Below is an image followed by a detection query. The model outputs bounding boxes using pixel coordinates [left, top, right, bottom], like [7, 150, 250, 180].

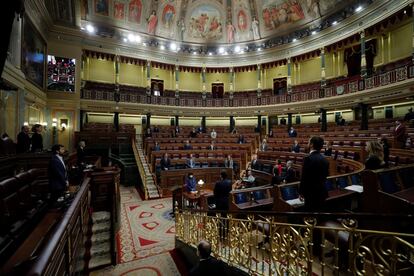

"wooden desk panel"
[160, 167, 233, 197]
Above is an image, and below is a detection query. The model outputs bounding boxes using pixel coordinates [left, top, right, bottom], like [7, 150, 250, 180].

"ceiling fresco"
[77, 0, 351, 44]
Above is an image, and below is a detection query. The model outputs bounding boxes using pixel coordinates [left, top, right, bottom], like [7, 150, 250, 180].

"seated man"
[154, 141, 161, 151]
[288, 127, 297, 138]
[250, 154, 259, 170]
[283, 160, 296, 183]
[160, 153, 171, 170]
[260, 139, 268, 151]
[210, 129, 217, 139]
[208, 140, 216, 150]
[291, 140, 300, 153]
[189, 128, 198, 138]
[224, 154, 234, 169]
[183, 140, 193, 150]
[186, 153, 196, 168]
[185, 172, 197, 192]
[236, 134, 245, 144]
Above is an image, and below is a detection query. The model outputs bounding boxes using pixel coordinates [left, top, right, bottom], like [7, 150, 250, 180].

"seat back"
[280, 185, 299, 200]
[234, 193, 248, 204]
[378, 172, 400, 194]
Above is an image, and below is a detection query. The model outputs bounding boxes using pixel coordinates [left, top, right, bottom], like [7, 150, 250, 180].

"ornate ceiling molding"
[48, 0, 410, 67]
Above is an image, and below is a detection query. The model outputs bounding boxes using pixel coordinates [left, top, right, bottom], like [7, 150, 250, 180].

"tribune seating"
[0, 169, 49, 263]
[361, 164, 414, 214]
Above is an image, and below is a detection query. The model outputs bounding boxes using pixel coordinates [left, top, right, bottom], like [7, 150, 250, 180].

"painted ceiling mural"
[79, 0, 349, 44]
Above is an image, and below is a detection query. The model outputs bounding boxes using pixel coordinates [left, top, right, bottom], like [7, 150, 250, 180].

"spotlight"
[312, 30, 317, 35]
[332, 21, 338, 26]
[135, 35, 142, 43]
[142, 42, 147, 46]
[218, 47, 225, 54]
[123, 38, 127, 42]
[128, 33, 135, 42]
[292, 38, 297, 42]
[160, 45, 165, 50]
[355, 6, 362, 12]
[208, 52, 213, 56]
[170, 43, 177, 51]
[193, 51, 197, 55]
[257, 47, 262, 51]
[234, 45, 241, 53]
[86, 24, 95, 34]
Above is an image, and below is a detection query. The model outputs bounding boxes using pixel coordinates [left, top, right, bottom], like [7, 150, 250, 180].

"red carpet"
[117, 186, 175, 263]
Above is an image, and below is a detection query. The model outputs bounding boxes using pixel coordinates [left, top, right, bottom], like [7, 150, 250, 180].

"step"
[90, 241, 111, 256]
[92, 221, 111, 234]
[91, 231, 111, 244]
[88, 253, 112, 269]
[92, 211, 111, 224]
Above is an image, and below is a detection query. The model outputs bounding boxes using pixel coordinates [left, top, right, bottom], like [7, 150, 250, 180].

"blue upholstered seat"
[235, 193, 248, 204]
[337, 177, 349, 189]
[253, 191, 266, 200]
[379, 172, 400, 194]
[281, 186, 298, 200]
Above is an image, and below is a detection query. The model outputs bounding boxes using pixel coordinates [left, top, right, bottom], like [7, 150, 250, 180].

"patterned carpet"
[90, 252, 181, 276]
[117, 186, 176, 263]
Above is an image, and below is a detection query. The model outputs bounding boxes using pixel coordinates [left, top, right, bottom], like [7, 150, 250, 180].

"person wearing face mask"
[185, 172, 197, 192]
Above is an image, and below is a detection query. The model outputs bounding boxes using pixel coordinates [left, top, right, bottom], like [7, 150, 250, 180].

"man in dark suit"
[288, 127, 297, 138]
[31, 124, 43, 152]
[213, 171, 232, 211]
[160, 153, 171, 170]
[291, 140, 300, 153]
[283, 160, 296, 183]
[76, 140, 87, 167]
[299, 136, 329, 211]
[393, 120, 406, 149]
[250, 155, 259, 170]
[48, 144, 68, 202]
[190, 240, 227, 276]
[16, 125, 31, 153]
[183, 140, 193, 150]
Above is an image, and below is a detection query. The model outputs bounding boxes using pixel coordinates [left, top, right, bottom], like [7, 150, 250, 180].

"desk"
[236, 198, 274, 209]
[393, 187, 414, 204]
[183, 189, 213, 209]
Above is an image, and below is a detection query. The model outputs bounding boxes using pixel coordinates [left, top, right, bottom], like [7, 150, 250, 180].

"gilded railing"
[175, 210, 414, 275]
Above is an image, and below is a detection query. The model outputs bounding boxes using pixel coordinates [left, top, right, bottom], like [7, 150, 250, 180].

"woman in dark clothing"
[365, 141, 385, 170]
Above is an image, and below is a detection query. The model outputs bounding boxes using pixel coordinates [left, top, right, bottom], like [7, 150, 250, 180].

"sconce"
[52, 118, 58, 128]
[42, 122, 48, 131]
[23, 122, 29, 126]
[61, 123, 67, 131]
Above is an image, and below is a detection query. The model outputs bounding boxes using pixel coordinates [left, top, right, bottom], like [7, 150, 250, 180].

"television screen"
[47, 55, 76, 92]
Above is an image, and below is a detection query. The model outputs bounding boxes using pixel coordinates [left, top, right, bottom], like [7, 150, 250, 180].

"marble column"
[320, 108, 327, 132]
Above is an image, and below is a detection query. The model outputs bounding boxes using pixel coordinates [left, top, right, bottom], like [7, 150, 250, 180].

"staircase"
[110, 144, 139, 186]
[133, 135, 161, 199]
[87, 211, 112, 270]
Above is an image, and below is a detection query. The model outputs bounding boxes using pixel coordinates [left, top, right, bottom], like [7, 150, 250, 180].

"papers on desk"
[344, 185, 364, 193]
[286, 198, 304, 207]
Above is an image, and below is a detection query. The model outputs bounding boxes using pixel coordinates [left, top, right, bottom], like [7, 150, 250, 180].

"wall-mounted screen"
[47, 55, 76, 92]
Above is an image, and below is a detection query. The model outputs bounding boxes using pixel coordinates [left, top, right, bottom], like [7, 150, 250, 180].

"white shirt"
[56, 154, 66, 170]
[211, 131, 217, 139]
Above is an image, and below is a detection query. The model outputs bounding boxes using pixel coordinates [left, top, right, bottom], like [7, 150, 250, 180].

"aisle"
[91, 186, 182, 275]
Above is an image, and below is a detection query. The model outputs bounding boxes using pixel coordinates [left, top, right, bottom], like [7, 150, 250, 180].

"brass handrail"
[175, 208, 414, 275]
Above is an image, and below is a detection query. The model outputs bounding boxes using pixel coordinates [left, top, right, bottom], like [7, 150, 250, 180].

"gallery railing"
[81, 60, 414, 108]
[174, 209, 414, 275]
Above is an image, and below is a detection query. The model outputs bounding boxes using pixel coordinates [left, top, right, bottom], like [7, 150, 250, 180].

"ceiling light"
[404, 10, 407, 14]
[355, 6, 362, 12]
[193, 51, 197, 55]
[142, 42, 147, 47]
[80, 27, 85, 30]
[312, 30, 317, 35]
[234, 45, 241, 53]
[218, 47, 225, 54]
[128, 33, 135, 42]
[123, 38, 127, 42]
[86, 24, 95, 34]
[332, 21, 338, 26]
[239, 50, 244, 54]
[135, 35, 141, 42]
[208, 52, 212, 56]
[170, 43, 177, 51]
[257, 47, 262, 51]
[292, 38, 297, 42]
[160, 45, 165, 50]
[222, 52, 228, 56]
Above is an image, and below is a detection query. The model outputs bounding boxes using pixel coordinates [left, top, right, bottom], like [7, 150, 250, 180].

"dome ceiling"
[78, 0, 355, 44]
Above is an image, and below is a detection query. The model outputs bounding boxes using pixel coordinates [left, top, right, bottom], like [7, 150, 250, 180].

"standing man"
[48, 144, 68, 202]
[16, 125, 31, 153]
[213, 171, 232, 211]
[288, 127, 297, 138]
[31, 124, 43, 152]
[299, 136, 329, 211]
[394, 120, 406, 149]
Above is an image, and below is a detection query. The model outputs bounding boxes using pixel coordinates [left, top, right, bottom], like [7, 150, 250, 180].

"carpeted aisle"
[118, 186, 176, 263]
[90, 252, 181, 276]
[91, 186, 183, 275]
